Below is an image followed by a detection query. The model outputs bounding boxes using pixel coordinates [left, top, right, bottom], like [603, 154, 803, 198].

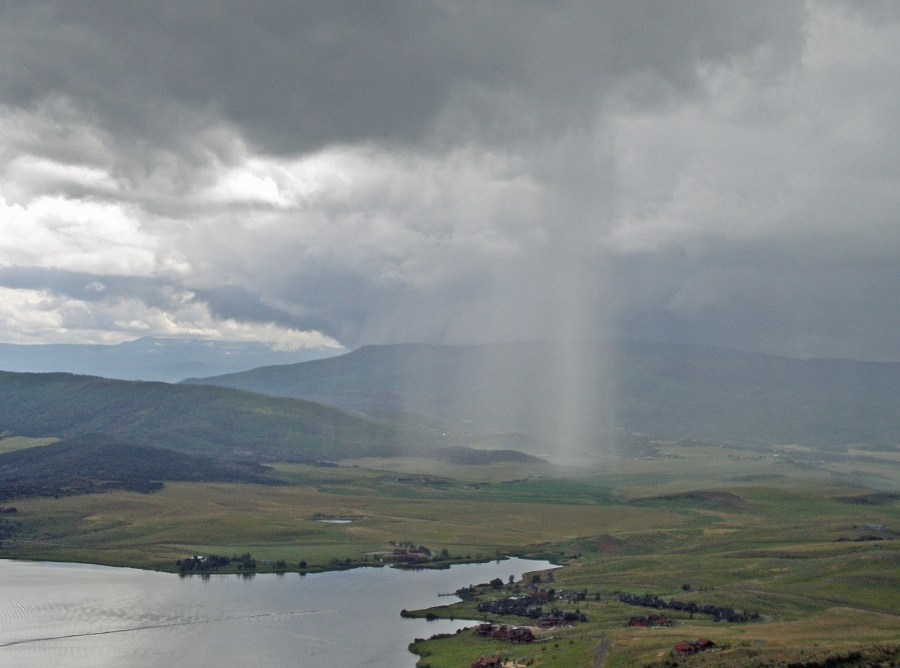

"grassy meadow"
[0, 439, 897, 666]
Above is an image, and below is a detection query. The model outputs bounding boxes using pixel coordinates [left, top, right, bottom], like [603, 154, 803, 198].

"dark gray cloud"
[0, 1, 897, 361]
[0, 1, 805, 153]
[0, 266, 172, 306]
[193, 284, 337, 336]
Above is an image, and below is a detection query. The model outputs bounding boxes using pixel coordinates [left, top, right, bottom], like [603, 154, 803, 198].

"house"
[674, 642, 698, 654]
[507, 627, 535, 643]
[471, 656, 502, 668]
[674, 638, 717, 654]
[482, 624, 535, 643]
[475, 623, 494, 636]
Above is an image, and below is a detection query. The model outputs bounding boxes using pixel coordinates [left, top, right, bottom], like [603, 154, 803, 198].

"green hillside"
[0, 434, 277, 500]
[0, 371, 404, 462]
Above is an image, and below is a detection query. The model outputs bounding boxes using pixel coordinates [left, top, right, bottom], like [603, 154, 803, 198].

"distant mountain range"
[0, 337, 345, 382]
[2, 339, 897, 504]
[185, 341, 900, 449]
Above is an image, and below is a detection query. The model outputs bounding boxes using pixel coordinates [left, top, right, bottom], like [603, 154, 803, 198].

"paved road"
[593, 637, 610, 667]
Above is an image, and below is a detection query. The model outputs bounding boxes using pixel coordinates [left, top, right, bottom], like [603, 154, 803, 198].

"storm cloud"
[0, 1, 897, 360]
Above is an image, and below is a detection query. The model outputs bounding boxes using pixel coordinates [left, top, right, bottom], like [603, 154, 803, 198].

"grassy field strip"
[848, 448, 900, 462]
[0, 436, 59, 453]
[3, 480, 689, 569]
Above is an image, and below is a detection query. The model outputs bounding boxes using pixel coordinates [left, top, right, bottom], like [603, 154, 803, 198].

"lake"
[0, 557, 554, 667]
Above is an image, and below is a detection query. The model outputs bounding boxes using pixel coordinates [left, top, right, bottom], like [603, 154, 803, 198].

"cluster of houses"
[391, 475, 448, 486]
[475, 623, 534, 643]
[627, 613, 671, 627]
[461, 585, 735, 665]
[476, 592, 587, 627]
[673, 638, 717, 654]
[390, 545, 431, 563]
[618, 592, 759, 622]
[477, 592, 549, 619]
[554, 588, 587, 603]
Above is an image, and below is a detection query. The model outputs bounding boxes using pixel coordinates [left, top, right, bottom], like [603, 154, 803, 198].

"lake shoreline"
[0, 556, 557, 667]
[1, 548, 558, 577]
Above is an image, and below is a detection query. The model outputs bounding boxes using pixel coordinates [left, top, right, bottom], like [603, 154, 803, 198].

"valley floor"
[1, 439, 898, 666]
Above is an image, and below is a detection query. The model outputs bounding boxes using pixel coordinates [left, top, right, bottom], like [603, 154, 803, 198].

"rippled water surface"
[0, 557, 553, 667]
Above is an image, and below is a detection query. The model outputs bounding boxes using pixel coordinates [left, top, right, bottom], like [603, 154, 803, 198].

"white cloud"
[0, 288, 66, 342]
[0, 195, 158, 275]
[0, 286, 337, 349]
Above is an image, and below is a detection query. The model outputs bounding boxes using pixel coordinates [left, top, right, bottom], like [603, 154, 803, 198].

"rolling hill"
[0, 434, 278, 500]
[0, 370, 541, 487]
[0, 370, 405, 462]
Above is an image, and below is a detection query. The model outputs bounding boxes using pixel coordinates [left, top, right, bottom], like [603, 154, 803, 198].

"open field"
[1, 441, 897, 665]
[0, 464, 686, 570]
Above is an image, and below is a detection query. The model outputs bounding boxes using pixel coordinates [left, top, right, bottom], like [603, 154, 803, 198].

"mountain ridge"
[184, 341, 900, 448]
[0, 336, 345, 382]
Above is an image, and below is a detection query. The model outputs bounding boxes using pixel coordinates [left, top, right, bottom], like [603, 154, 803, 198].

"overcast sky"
[0, 1, 898, 360]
